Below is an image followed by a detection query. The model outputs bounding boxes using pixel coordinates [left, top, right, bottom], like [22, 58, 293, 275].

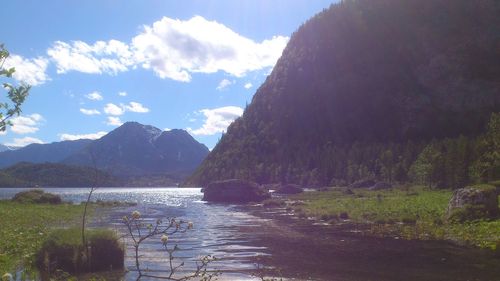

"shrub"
[12, 189, 62, 204]
[87, 229, 124, 271]
[36, 228, 123, 275]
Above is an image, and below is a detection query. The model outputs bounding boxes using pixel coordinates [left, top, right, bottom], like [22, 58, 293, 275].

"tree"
[469, 113, 500, 182]
[0, 44, 30, 132]
[409, 143, 440, 188]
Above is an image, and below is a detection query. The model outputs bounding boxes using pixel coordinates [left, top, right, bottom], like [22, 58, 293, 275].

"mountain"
[0, 139, 92, 168]
[0, 144, 10, 153]
[0, 162, 119, 187]
[187, 0, 500, 186]
[64, 122, 209, 180]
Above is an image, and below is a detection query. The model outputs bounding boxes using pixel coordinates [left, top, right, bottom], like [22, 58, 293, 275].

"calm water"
[1, 187, 499, 281]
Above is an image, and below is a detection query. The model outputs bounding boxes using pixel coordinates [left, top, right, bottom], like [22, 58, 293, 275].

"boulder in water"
[203, 179, 270, 203]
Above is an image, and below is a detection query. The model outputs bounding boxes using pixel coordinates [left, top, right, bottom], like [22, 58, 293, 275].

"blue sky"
[0, 0, 335, 149]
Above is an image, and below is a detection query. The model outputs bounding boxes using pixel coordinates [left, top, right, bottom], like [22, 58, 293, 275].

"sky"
[0, 0, 335, 149]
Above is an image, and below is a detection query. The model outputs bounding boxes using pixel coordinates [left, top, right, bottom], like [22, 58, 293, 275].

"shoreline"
[237, 196, 500, 281]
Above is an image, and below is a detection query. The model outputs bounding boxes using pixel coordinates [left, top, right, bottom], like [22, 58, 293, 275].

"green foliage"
[0, 44, 30, 132]
[470, 113, 500, 182]
[0, 201, 89, 274]
[409, 136, 473, 189]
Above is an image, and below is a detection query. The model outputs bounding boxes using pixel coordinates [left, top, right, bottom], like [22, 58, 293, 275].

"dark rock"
[446, 185, 499, 222]
[349, 179, 376, 189]
[369, 182, 393, 190]
[275, 184, 303, 194]
[203, 179, 270, 203]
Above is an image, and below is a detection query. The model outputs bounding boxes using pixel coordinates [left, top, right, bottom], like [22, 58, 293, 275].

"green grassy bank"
[290, 186, 500, 249]
[0, 201, 90, 274]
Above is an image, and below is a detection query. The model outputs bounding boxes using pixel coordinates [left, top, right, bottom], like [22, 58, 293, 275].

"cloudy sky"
[0, 0, 334, 149]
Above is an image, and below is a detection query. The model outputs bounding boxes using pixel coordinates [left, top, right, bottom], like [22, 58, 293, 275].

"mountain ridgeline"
[0, 139, 92, 168]
[0, 122, 209, 186]
[0, 144, 11, 153]
[187, 0, 500, 188]
[64, 122, 209, 179]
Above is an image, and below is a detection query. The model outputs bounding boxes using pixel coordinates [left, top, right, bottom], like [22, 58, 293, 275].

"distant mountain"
[0, 122, 209, 186]
[64, 122, 209, 180]
[187, 0, 500, 186]
[0, 139, 92, 168]
[0, 144, 10, 153]
[0, 162, 119, 188]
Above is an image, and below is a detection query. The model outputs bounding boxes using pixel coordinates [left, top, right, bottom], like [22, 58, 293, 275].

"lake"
[1, 187, 499, 281]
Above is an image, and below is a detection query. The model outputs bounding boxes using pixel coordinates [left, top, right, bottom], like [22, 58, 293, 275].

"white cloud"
[244, 82, 253, 89]
[3, 54, 50, 86]
[45, 16, 288, 82]
[118, 91, 127, 96]
[123, 102, 149, 113]
[187, 106, 243, 136]
[216, 79, 233, 90]
[85, 91, 103, 101]
[164, 128, 171, 131]
[80, 108, 101, 115]
[47, 40, 134, 75]
[107, 116, 123, 126]
[103, 103, 125, 116]
[132, 16, 288, 81]
[5, 137, 44, 147]
[103, 102, 149, 116]
[59, 131, 107, 141]
[9, 114, 44, 134]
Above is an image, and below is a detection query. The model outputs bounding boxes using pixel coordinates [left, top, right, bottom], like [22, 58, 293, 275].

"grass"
[291, 186, 500, 250]
[0, 200, 91, 275]
[37, 227, 123, 274]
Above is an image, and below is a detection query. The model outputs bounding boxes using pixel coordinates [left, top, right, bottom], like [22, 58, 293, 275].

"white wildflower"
[132, 211, 141, 219]
[161, 235, 169, 244]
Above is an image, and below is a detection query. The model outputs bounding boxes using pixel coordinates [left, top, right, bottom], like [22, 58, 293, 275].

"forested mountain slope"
[0, 162, 119, 187]
[188, 0, 500, 187]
